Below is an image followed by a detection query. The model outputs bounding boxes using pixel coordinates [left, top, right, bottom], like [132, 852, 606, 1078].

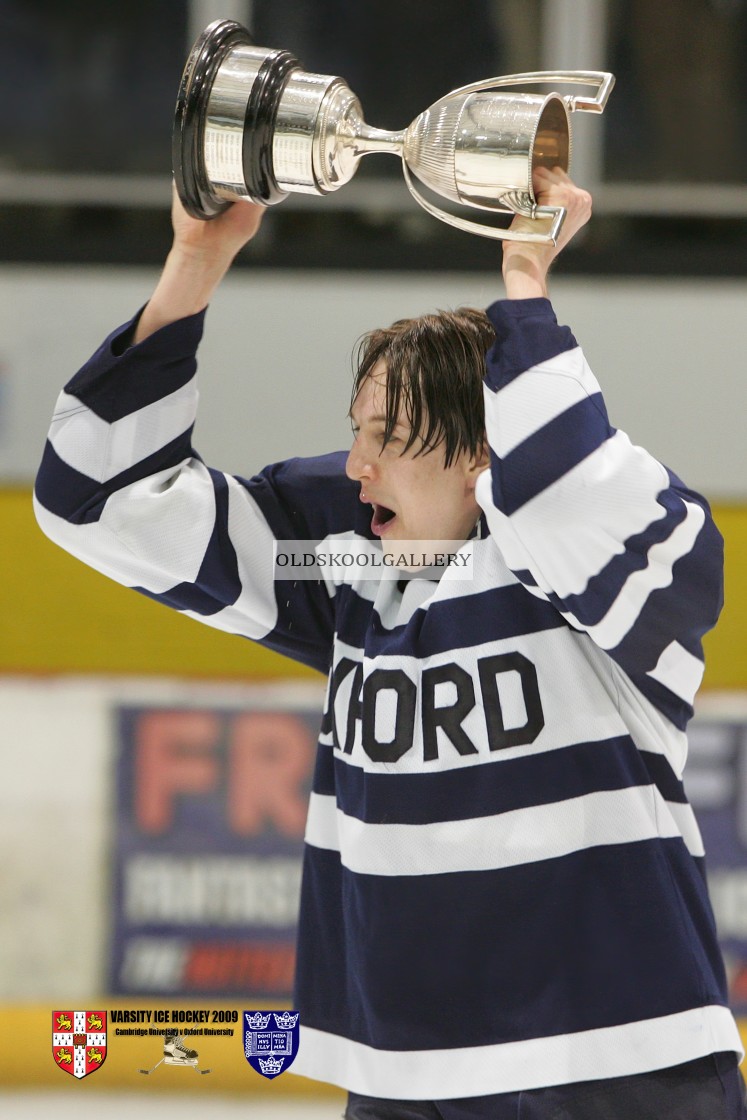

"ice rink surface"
[1, 1093, 346, 1119]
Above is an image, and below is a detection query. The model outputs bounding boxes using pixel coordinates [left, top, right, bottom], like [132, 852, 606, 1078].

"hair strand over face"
[350, 308, 495, 468]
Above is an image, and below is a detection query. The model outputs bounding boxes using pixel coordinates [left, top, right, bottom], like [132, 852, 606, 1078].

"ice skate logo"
[243, 1008, 300, 1080]
[52, 1010, 107, 1078]
[139, 1029, 211, 1076]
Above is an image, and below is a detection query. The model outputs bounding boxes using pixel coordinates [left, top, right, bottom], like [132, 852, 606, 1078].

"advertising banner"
[686, 711, 747, 1013]
[109, 685, 747, 1009]
[110, 691, 322, 999]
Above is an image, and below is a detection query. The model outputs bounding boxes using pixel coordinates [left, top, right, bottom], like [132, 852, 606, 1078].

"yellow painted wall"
[2, 488, 746, 687]
[1, 488, 316, 681]
[705, 504, 747, 688]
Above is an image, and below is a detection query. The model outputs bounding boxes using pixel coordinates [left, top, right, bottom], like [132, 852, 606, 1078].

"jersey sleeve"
[33, 310, 349, 675]
[476, 297, 724, 729]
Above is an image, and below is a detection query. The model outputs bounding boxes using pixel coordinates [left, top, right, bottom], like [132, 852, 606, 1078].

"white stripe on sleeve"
[481, 431, 672, 597]
[32, 491, 199, 595]
[101, 459, 218, 586]
[664, 799, 705, 858]
[647, 640, 706, 705]
[484, 346, 602, 458]
[179, 473, 278, 639]
[48, 382, 198, 482]
[584, 501, 705, 651]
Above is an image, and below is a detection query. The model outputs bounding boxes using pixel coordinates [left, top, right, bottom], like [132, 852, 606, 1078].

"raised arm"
[500, 166, 593, 300]
[133, 185, 265, 342]
[477, 170, 724, 729]
[33, 192, 344, 674]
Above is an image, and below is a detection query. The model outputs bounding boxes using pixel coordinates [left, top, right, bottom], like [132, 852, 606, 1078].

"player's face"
[346, 362, 484, 549]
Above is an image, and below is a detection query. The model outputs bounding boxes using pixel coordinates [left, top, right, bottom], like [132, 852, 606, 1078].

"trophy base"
[173, 20, 299, 220]
[173, 20, 248, 219]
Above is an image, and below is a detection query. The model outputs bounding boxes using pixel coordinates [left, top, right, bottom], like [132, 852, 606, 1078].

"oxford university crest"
[243, 1010, 299, 1079]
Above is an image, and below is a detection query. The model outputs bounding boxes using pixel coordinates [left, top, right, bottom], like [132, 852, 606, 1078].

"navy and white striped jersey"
[34, 297, 741, 1100]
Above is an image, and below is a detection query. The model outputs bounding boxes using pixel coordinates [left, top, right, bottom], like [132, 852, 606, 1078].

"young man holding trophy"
[32, 19, 746, 1113]
[34, 163, 747, 1117]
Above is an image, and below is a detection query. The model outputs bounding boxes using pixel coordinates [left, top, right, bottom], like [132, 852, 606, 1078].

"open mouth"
[371, 503, 397, 536]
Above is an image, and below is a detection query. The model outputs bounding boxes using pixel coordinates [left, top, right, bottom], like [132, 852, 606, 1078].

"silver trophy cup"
[173, 20, 614, 243]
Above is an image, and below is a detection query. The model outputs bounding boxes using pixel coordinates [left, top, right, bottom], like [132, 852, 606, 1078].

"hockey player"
[34, 169, 747, 1119]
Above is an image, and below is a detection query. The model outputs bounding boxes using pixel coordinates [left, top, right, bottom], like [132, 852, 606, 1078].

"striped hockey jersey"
[34, 297, 742, 1100]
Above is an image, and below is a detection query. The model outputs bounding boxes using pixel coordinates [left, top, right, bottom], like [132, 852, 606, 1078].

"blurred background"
[1, 0, 746, 1112]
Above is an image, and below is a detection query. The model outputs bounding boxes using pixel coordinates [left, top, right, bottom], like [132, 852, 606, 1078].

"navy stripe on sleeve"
[34, 430, 197, 524]
[625, 675, 692, 731]
[485, 297, 577, 390]
[543, 487, 689, 627]
[608, 513, 723, 676]
[490, 394, 613, 516]
[64, 309, 206, 422]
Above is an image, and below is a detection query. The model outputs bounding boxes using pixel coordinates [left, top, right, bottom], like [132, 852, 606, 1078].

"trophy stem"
[353, 124, 406, 157]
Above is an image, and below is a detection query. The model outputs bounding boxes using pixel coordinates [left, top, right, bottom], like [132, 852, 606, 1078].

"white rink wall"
[0, 1097, 344, 1120]
[0, 676, 324, 1003]
[2, 675, 747, 1004]
[0, 265, 745, 499]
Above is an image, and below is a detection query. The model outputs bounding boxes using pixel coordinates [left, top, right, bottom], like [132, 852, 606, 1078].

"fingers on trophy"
[173, 20, 614, 245]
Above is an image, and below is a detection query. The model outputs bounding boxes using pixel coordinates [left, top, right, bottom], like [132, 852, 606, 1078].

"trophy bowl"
[173, 20, 614, 243]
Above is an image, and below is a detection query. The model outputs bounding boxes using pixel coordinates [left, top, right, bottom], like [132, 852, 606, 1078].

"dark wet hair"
[350, 307, 495, 468]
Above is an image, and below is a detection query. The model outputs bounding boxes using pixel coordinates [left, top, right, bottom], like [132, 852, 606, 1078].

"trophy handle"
[402, 162, 566, 245]
[443, 70, 615, 114]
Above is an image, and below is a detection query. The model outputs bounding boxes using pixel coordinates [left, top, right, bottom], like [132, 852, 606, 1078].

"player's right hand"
[131, 186, 266, 344]
[170, 182, 265, 264]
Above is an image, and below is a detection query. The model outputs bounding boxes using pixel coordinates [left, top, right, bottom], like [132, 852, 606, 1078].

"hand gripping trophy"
[173, 20, 614, 244]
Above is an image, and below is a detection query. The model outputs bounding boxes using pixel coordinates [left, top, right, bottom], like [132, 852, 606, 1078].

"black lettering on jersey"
[326, 657, 362, 755]
[421, 663, 478, 760]
[362, 668, 416, 762]
[327, 650, 544, 761]
[343, 663, 363, 754]
[478, 651, 544, 750]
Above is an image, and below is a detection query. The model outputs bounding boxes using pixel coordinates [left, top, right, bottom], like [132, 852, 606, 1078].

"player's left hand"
[501, 168, 592, 297]
[533, 166, 592, 253]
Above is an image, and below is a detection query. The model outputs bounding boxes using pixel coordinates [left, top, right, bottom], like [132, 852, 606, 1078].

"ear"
[464, 442, 490, 492]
